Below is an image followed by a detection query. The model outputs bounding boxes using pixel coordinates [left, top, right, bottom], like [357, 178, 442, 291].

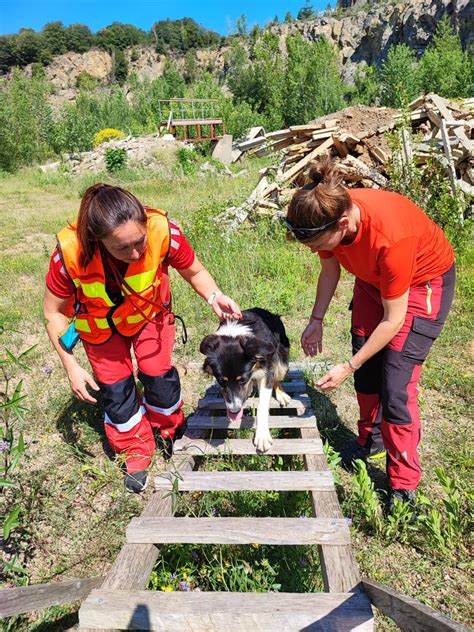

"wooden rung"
[80, 589, 374, 631]
[173, 438, 323, 455]
[198, 395, 309, 413]
[187, 413, 316, 430]
[155, 470, 335, 492]
[126, 517, 350, 545]
[206, 380, 307, 395]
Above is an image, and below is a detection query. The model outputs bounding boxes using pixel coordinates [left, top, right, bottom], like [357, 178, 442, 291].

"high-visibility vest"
[57, 208, 171, 344]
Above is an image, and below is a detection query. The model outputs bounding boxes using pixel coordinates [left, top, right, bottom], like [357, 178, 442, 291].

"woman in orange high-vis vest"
[44, 183, 242, 492]
[285, 158, 455, 513]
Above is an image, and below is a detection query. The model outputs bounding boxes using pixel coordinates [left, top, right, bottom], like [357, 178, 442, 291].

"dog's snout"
[225, 399, 243, 414]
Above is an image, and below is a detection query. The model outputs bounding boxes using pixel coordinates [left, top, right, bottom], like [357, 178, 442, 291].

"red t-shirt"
[318, 189, 454, 299]
[46, 220, 195, 300]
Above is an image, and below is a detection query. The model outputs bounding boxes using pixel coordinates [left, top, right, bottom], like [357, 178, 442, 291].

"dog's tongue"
[227, 409, 243, 421]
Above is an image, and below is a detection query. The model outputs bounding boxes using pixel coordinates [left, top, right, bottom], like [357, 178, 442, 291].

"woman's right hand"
[301, 319, 323, 357]
[67, 364, 100, 404]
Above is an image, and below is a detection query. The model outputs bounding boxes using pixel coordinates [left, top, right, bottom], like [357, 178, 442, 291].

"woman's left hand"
[316, 362, 353, 392]
[212, 294, 242, 320]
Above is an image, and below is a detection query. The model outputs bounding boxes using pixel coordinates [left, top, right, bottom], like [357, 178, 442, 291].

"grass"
[0, 153, 472, 630]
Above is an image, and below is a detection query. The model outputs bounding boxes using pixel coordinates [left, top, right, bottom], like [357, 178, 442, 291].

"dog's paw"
[253, 429, 273, 453]
[275, 387, 292, 407]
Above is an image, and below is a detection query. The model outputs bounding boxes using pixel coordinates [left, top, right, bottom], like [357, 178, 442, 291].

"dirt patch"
[310, 105, 400, 138]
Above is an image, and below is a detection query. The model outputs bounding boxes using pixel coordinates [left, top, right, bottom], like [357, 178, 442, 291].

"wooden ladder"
[79, 368, 374, 630]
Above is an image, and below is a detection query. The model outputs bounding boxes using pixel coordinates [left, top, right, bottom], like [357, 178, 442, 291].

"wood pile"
[218, 94, 473, 230]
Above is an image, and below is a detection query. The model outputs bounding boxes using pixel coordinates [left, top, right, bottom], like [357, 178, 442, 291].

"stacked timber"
[218, 94, 473, 230]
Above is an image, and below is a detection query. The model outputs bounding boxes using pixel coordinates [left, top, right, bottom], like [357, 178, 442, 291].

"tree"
[350, 63, 380, 105]
[418, 15, 473, 98]
[162, 60, 185, 98]
[112, 48, 128, 85]
[13, 29, 44, 66]
[184, 49, 199, 84]
[41, 21, 67, 56]
[380, 43, 419, 107]
[284, 12, 294, 23]
[235, 14, 248, 37]
[65, 24, 94, 53]
[0, 36, 16, 74]
[151, 18, 221, 54]
[297, 1, 315, 20]
[96, 22, 146, 51]
[283, 34, 345, 125]
[250, 32, 285, 129]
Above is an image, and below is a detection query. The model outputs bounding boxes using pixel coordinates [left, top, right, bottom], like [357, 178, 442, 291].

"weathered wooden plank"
[154, 470, 335, 492]
[265, 128, 292, 140]
[187, 413, 316, 430]
[197, 394, 309, 413]
[237, 135, 266, 151]
[80, 589, 374, 631]
[173, 437, 323, 455]
[0, 576, 104, 619]
[362, 579, 470, 632]
[281, 137, 334, 183]
[301, 426, 362, 593]
[126, 517, 351, 545]
[206, 379, 307, 395]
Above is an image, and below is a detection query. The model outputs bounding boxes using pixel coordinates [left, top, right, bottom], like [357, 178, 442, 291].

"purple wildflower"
[344, 517, 353, 526]
[179, 580, 191, 591]
[299, 558, 308, 568]
[42, 367, 53, 377]
[0, 440, 9, 454]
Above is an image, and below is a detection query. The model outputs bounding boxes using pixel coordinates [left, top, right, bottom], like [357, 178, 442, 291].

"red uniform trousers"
[83, 312, 185, 473]
[351, 265, 455, 490]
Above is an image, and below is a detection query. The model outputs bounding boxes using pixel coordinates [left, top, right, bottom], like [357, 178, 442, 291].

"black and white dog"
[200, 308, 291, 452]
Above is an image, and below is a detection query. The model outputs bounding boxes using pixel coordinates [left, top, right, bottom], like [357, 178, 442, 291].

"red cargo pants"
[351, 265, 455, 490]
[83, 312, 185, 473]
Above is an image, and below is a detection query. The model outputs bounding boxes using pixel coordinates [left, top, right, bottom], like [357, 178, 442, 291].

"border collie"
[200, 308, 291, 452]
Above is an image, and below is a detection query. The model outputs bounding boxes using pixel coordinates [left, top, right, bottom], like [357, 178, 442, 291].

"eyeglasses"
[284, 217, 338, 241]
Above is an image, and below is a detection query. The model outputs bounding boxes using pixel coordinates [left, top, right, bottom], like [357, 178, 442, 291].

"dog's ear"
[200, 334, 220, 356]
[241, 337, 275, 363]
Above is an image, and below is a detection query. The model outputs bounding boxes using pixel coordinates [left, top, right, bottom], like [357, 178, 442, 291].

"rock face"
[28, 49, 113, 89]
[24, 0, 473, 95]
[270, 0, 472, 82]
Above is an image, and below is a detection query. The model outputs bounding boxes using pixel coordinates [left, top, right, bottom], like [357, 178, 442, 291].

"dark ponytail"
[76, 183, 147, 267]
[287, 156, 350, 237]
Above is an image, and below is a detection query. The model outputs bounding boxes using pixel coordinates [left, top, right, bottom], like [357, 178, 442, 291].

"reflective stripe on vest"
[57, 208, 170, 344]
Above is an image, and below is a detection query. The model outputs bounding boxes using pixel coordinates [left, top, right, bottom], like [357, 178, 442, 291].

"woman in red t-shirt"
[286, 158, 455, 511]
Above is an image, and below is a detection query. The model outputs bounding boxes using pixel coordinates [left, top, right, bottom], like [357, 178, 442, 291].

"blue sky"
[0, 0, 336, 36]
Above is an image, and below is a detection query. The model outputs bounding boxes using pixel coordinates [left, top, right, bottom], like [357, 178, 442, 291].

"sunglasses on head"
[284, 217, 338, 241]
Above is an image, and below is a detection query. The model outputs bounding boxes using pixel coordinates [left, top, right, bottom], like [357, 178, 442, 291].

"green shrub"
[175, 147, 198, 175]
[105, 147, 127, 172]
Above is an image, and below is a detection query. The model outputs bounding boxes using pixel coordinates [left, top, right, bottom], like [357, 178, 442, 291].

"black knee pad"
[99, 374, 139, 424]
[352, 334, 384, 395]
[138, 367, 181, 409]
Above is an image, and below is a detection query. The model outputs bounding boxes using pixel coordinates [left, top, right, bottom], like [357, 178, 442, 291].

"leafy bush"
[1, 326, 36, 583]
[0, 70, 54, 171]
[105, 147, 127, 172]
[175, 147, 198, 175]
[76, 71, 98, 91]
[94, 127, 126, 147]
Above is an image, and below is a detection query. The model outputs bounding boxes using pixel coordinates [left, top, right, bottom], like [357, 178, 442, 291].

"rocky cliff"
[29, 0, 472, 99]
